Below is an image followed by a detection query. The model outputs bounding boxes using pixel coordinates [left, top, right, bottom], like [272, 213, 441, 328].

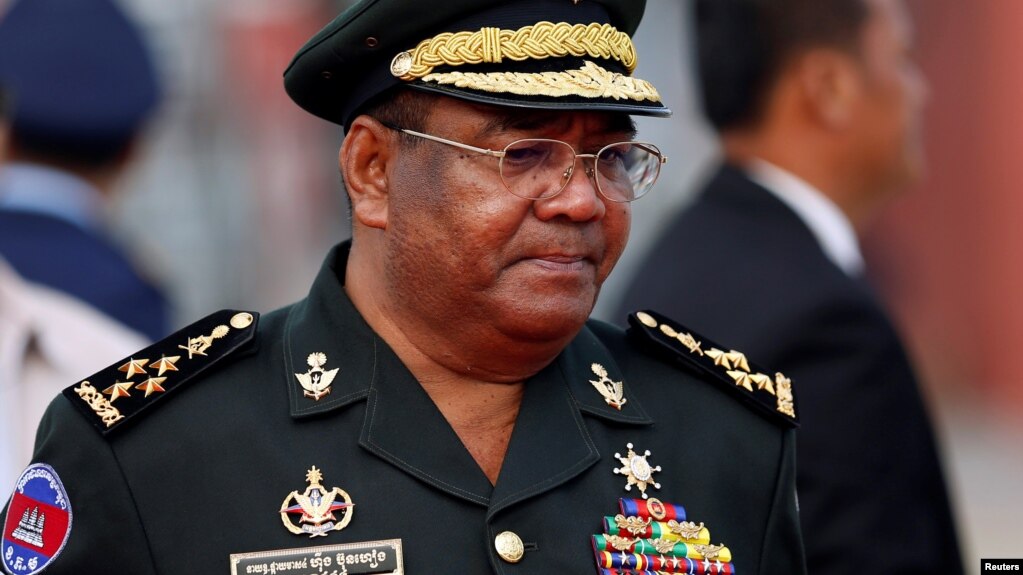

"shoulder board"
[627, 309, 798, 428]
[63, 309, 259, 436]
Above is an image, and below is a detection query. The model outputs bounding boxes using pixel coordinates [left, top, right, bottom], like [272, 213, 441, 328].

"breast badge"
[2, 464, 73, 575]
[295, 353, 339, 401]
[613, 443, 661, 499]
[280, 466, 353, 538]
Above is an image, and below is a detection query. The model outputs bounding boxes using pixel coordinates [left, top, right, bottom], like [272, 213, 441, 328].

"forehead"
[427, 97, 637, 137]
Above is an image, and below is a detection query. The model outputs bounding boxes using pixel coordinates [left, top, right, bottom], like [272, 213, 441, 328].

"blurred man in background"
[0, 84, 148, 496]
[614, 0, 963, 572]
[0, 0, 169, 342]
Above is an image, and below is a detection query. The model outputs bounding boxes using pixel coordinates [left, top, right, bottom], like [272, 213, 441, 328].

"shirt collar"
[745, 158, 865, 276]
[284, 241, 652, 425]
[280, 242, 651, 508]
[0, 162, 106, 230]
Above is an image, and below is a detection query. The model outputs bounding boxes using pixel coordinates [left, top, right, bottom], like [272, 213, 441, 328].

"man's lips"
[522, 254, 590, 272]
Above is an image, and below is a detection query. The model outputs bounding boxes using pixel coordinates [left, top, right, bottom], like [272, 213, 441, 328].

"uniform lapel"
[284, 242, 493, 506]
[358, 340, 494, 506]
[488, 324, 653, 518]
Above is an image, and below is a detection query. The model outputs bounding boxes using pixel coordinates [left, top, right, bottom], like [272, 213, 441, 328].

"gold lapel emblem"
[280, 466, 354, 538]
[295, 353, 339, 401]
[613, 443, 661, 499]
[589, 363, 626, 410]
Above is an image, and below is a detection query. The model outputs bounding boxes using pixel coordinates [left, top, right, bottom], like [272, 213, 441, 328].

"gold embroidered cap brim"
[420, 60, 660, 103]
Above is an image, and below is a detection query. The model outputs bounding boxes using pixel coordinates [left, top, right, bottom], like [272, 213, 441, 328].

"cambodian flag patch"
[2, 464, 72, 575]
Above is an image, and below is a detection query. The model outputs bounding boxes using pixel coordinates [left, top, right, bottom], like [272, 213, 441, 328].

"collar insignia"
[280, 466, 354, 538]
[613, 443, 661, 499]
[295, 353, 339, 401]
[589, 363, 627, 410]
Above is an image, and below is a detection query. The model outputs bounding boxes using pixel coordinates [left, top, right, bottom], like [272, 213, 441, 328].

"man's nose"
[534, 156, 606, 222]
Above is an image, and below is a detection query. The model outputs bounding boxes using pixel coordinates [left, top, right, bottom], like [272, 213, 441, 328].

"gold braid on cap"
[390, 21, 637, 81]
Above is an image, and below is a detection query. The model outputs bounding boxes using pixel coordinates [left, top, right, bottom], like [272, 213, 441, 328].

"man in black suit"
[615, 0, 963, 573]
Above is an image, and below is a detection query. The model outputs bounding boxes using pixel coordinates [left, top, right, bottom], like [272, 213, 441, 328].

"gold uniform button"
[494, 531, 524, 563]
[230, 312, 254, 329]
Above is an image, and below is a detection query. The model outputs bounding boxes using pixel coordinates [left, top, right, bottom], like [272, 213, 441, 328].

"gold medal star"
[150, 356, 180, 377]
[103, 381, 134, 402]
[613, 443, 662, 499]
[118, 358, 149, 379]
[135, 377, 167, 398]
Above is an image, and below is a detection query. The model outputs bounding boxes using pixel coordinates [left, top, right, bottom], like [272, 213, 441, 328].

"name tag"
[230, 539, 403, 575]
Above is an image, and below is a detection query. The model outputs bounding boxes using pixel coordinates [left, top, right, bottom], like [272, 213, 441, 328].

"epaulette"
[627, 309, 798, 428]
[63, 309, 259, 436]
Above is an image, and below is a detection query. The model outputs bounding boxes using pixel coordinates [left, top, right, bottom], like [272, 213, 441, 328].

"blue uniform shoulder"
[625, 309, 799, 429]
[62, 309, 259, 436]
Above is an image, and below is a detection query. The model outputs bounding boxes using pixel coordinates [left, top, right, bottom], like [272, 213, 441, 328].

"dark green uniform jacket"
[3, 242, 806, 574]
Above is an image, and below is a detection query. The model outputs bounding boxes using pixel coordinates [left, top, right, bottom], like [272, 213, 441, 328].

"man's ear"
[340, 115, 394, 230]
[796, 49, 862, 130]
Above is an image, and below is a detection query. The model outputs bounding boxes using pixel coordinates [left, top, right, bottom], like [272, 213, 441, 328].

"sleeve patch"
[2, 464, 72, 575]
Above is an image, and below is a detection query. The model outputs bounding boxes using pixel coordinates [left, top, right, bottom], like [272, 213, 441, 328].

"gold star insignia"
[135, 377, 167, 398]
[749, 373, 775, 395]
[705, 348, 732, 369]
[118, 358, 149, 379]
[103, 381, 134, 402]
[150, 356, 180, 377]
[724, 351, 750, 372]
[727, 370, 754, 391]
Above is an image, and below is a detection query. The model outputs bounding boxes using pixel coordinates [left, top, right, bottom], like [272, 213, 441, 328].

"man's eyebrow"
[476, 112, 638, 139]
[477, 112, 562, 135]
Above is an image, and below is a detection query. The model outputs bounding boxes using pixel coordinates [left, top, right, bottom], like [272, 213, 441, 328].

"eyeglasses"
[383, 125, 667, 203]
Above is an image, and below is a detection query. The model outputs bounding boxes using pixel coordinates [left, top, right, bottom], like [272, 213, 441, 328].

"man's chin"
[495, 298, 596, 342]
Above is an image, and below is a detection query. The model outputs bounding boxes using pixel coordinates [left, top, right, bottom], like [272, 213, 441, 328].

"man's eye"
[503, 143, 552, 166]
[598, 145, 628, 165]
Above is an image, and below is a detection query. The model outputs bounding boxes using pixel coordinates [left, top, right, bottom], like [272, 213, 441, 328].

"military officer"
[1, 1, 806, 574]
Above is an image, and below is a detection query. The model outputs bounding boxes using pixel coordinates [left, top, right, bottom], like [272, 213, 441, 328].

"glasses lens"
[595, 142, 662, 202]
[499, 139, 576, 200]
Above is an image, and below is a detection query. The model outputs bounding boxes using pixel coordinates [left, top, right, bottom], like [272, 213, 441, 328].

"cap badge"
[589, 363, 626, 410]
[295, 353, 339, 401]
[280, 466, 354, 538]
[613, 443, 661, 499]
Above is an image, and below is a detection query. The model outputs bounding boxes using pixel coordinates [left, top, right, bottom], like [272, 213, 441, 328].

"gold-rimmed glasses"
[385, 125, 667, 203]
